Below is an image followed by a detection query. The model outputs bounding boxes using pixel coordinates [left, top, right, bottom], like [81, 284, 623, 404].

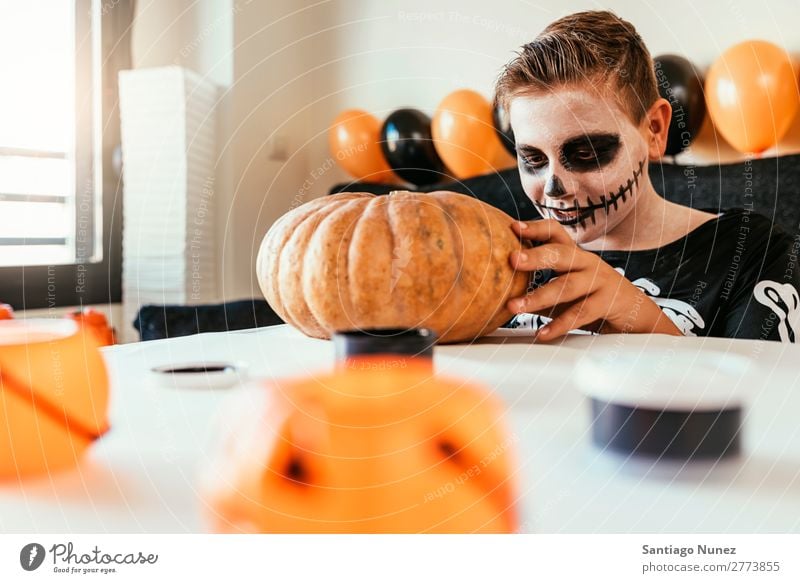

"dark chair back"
[134, 299, 283, 341]
[331, 154, 800, 235]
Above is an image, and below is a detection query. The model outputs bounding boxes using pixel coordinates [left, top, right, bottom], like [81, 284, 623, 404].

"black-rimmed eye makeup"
[517, 146, 547, 172]
[561, 133, 621, 172]
[517, 132, 622, 174]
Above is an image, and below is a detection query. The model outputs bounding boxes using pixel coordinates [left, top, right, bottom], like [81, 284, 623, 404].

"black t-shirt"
[506, 208, 800, 342]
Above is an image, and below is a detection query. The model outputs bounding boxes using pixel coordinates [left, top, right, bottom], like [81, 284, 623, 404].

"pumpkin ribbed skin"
[256, 190, 529, 343]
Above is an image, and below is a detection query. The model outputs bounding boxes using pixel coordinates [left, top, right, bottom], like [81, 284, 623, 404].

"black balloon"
[380, 108, 447, 186]
[492, 104, 516, 156]
[654, 54, 706, 156]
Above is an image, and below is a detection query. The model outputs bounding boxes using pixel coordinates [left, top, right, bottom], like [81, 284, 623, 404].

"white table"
[2, 325, 799, 533]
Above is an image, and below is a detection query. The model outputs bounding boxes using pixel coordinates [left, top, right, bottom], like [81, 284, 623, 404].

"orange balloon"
[201, 358, 519, 533]
[706, 40, 800, 153]
[0, 319, 110, 479]
[432, 89, 498, 179]
[329, 109, 397, 183]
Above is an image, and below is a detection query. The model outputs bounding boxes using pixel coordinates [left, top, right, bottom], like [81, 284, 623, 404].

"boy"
[495, 10, 800, 343]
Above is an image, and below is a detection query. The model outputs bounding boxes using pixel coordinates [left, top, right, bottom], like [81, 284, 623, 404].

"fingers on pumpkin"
[508, 273, 589, 315]
[510, 243, 586, 273]
[510, 219, 572, 245]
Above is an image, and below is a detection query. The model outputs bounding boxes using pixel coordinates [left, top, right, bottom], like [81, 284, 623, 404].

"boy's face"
[509, 88, 649, 244]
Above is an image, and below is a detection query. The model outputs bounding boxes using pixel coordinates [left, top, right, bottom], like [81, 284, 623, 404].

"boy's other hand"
[507, 220, 682, 342]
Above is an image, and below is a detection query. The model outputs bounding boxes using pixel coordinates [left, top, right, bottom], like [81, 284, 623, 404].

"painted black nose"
[544, 174, 567, 198]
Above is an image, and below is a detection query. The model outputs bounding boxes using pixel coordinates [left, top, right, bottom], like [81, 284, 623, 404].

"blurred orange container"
[68, 308, 116, 346]
[201, 357, 519, 533]
[0, 319, 110, 479]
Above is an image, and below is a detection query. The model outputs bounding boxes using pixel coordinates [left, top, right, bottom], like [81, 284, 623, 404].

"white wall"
[130, 0, 800, 302]
[301, 0, 800, 180]
[131, 0, 234, 87]
[223, 0, 319, 299]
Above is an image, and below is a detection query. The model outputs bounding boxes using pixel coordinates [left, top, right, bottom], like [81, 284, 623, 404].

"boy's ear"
[644, 97, 672, 160]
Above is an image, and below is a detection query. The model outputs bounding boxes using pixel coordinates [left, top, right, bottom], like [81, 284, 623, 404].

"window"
[0, 0, 131, 309]
[0, 0, 90, 267]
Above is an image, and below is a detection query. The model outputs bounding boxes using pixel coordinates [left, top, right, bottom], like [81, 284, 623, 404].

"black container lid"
[590, 399, 741, 460]
[333, 328, 437, 361]
[575, 349, 753, 462]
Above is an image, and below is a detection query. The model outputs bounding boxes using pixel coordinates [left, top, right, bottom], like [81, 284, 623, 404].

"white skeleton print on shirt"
[614, 268, 705, 336]
[753, 280, 800, 343]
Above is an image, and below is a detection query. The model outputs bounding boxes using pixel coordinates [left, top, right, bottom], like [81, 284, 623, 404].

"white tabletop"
[2, 325, 799, 533]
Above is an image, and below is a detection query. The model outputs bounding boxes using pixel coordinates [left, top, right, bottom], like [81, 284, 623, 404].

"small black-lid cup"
[589, 399, 742, 460]
[333, 328, 436, 367]
[574, 349, 753, 462]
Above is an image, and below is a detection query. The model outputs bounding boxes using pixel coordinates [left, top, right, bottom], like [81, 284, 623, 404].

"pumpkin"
[256, 190, 529, 343]
[200, 358, 519, 533]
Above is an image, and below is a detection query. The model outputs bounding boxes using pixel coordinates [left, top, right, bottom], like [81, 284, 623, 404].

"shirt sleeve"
[724, 230, 800, 342]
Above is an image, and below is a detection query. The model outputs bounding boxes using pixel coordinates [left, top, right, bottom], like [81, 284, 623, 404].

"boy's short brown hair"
[494, 10, 659, 124]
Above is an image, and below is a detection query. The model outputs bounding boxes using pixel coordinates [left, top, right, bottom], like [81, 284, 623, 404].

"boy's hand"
[507, 219, 682, 342]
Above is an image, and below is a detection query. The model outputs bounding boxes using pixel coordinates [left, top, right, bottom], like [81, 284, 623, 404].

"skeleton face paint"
[543, 174, 567, 197]
[509, 89, 651, 244]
